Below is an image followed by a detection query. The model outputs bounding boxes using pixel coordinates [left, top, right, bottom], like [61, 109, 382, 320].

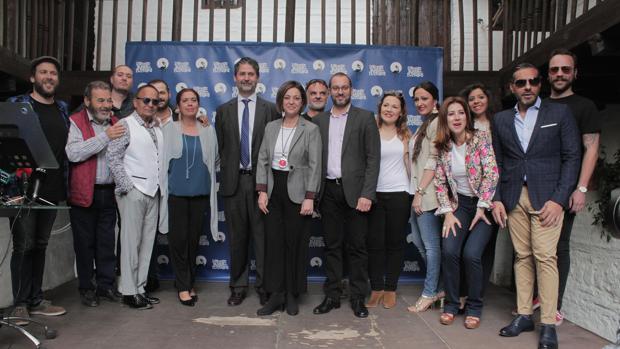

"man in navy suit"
[491, 63, 581, 349]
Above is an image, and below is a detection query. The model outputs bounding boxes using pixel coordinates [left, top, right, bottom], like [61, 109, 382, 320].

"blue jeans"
[409, 209, 442, 297]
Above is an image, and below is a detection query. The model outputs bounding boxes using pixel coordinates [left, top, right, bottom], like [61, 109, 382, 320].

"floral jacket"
[434, 130, 499, 215]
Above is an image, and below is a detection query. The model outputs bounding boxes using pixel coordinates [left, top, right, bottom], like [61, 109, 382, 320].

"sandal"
[408, 295, 435, 313]
[464, 316, 481, 329]
[439, 312, 455, 325]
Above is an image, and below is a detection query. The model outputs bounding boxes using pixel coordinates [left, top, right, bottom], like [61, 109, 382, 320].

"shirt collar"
[513, 97, 541, 115]
[330, 105, 351, 118]
[238, 92, 257, 103]
[132, 111, 159, 128]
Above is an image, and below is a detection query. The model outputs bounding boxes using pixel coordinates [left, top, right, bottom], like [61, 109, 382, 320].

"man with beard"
[110, 65, 135, 118]
[302, 79, 329, 120]
[7, 56, 70, 325]
[215, 57, 279, 306]
[493, 63, 581, 349]
[107, 84, 166, 310]
[543, 49, 600, 325]
[149, 79, 177, 125]
[65, 81, 126, 307]
[312, 72, 380, 318]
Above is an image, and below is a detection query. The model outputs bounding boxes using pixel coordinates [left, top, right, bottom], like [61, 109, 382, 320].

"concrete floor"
[0, 281, 611, 349]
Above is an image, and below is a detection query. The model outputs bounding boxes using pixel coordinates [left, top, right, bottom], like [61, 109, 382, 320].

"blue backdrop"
[125, 41, 443, 282]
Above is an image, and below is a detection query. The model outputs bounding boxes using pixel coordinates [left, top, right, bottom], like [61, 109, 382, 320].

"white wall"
[95, 0, 370, 70]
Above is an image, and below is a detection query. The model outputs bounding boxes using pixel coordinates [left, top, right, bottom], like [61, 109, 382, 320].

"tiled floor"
[0, 281, 611, 349]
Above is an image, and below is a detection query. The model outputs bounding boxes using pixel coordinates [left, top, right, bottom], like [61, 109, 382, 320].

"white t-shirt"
[450, 142, 475, 197]
[377, 135, 410, 193]
[271, 126, 296, 171]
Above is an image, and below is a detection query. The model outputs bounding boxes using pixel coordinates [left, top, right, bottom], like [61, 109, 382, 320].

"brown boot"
[365, 290, 384, 308]
[383, 291, 397, 309]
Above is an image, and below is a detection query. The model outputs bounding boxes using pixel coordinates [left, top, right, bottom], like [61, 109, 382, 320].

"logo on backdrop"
[198, 107, 207, 117]
[369, 64, 386, 76]
[313, 60, 326, 71]
[175, 82, 188, 92]
[135, 61, 153, 73]
[291, 62, 309, 74]
[351, 88, 367, 100]
[157, 255, 169, 265]
[250, 259, 256, 271]
[214, 83, 227, 95]
[174, 61, 192, 73]
[157, 58, 169, 70]
[352, 60, 364, 72]
[213, 61, 231, 73]
[310, 257, 323, 267]
[195, 58, 208, 70]
[196, 255, 207, 266]
[212, 259, 229, 270]
[199, 235, 210, 246]
[195, 86, 210, 98]
[390, 62, 403, 74]
[216, 231, 226, 242]
[157, 235, 169, 245]
[370, 85, 383, 97]
[274, 58, 286, 70]
[403, 260, 421, 272]
[407, 66, 424, 78]
[259, 62, 270, 73]
[256, 83, 266, 95]
[330, 63, 347, 75]
[309, 236, 325, 248]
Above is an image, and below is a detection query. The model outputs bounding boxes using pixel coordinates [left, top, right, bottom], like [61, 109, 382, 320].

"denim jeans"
[409, 209, 442, 297]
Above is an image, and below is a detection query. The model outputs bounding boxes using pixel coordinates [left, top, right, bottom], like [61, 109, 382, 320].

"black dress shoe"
[257, 293, 285, 316]
[97, 289, 122, 302]
[313, 297, 340, 314]
[499, 315, 535, 337]
[286, 293, 299, 316]
[539, 324, 558, 349]
[141, 293, 160, 305]
[80, 290, 99, 307]
[179, 296, 196, 307]
[123, 295, 152, 310]
[227, 291, 246, 306]
[351, 298, 369, 318]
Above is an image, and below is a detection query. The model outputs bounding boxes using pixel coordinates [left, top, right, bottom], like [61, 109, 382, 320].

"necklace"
[278, 124, 296, 169]
[183, 134, 198, 179]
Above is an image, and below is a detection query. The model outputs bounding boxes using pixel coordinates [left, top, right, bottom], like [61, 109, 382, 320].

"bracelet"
[416, 186, 426, 196]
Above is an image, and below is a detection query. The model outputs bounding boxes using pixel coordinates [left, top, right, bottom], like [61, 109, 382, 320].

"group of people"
[4, 48, 599, 349]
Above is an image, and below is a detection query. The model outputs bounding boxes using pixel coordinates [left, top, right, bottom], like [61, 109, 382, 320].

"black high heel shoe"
[257, 292, 285, 316]
[286, 293, 299, 316]
[179, 292, 195, 307]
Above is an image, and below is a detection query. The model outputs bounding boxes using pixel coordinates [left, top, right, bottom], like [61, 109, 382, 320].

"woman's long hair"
[411, 81, 440, 162]
[377, 91, 411, 143]
[459, 82, 497, 122]
[434, 96, 475, 154]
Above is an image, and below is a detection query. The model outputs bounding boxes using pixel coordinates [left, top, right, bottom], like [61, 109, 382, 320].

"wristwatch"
[578, 186, 588, 193]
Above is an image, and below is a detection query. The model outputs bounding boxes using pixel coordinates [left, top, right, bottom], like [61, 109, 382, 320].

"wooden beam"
[284, 0, 295, 42]
[172, 0, 183, 41]
[0, 46, 30, 81]
[499, 0, 620, 82]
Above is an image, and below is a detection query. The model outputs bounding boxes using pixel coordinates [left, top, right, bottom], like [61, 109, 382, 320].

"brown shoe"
[439, 312, 455, 325]
[464, 316, 481, 329]
[365, 290, 384, 308]
[383, 291, 396, 309]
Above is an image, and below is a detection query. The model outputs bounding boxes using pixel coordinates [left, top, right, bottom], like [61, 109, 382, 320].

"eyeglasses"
[513, 77, 541, 88]
[549, 66, 573, 74]
[136, 97, 161, 106]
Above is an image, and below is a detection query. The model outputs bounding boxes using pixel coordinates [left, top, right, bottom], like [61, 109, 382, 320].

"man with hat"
[7, 56, 69, 325]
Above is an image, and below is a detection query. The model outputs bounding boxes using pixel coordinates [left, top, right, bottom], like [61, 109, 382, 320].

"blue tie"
[240, 99, 250, 169]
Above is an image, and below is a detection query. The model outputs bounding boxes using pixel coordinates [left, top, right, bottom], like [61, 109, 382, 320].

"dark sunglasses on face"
[136, 97, 161, 106]
[513, 77, 541, 88]
[549, 66, 573, 74]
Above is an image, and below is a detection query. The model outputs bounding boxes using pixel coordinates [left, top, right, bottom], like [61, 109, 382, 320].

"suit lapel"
[268, 118, 282, 157]
[341, 107, 354, 154]
[525, 103, 546, 154]
[228, 99, 240, 145]
[507, 111, 525, 155]
[288, 118, 305, 151]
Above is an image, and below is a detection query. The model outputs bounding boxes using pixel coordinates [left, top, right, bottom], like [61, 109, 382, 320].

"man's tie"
[240, 98, 250, 169]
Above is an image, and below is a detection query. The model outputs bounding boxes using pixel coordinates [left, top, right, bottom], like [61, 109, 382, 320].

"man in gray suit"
[215, 57, 279, 306]
[312, 72, 380, 318]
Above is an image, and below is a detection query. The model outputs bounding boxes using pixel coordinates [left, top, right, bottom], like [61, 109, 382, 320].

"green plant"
[588, 147, 620, 241]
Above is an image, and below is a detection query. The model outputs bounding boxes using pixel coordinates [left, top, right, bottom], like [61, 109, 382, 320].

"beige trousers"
[508, 186, 563, 325]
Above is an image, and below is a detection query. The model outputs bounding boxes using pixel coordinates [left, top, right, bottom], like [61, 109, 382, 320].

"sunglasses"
[549, 66, 573, 74]
[136, 97, 161, 106]
[513, 77, 541, 88]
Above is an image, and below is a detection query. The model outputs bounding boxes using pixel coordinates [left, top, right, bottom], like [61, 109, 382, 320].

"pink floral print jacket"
[434, 130, 499, 215]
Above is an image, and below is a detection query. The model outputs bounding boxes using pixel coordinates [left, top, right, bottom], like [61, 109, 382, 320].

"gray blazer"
[256, 117, 322, 204]
[313, 105, 381, 208]
[159, 121, 220, 240]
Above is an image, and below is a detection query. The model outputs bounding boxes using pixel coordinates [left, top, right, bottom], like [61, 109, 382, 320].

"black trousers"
[367, 191, 411, 291]
[223, 173, 265, 293]
[556, 212, 574, 310]
[442, 194, 494, 317]
[70, 186, 117, 292]
[320, 180, 369, 300]
[168, 194, 209, 292]
[263, 170, 311, 294]
[9, 207, 58, 306]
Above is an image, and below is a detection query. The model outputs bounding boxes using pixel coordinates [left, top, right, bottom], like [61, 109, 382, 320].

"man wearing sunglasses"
[107, 84, 166, 310]
[545, 49, 601, 326]
[491, 63, 581, 349]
